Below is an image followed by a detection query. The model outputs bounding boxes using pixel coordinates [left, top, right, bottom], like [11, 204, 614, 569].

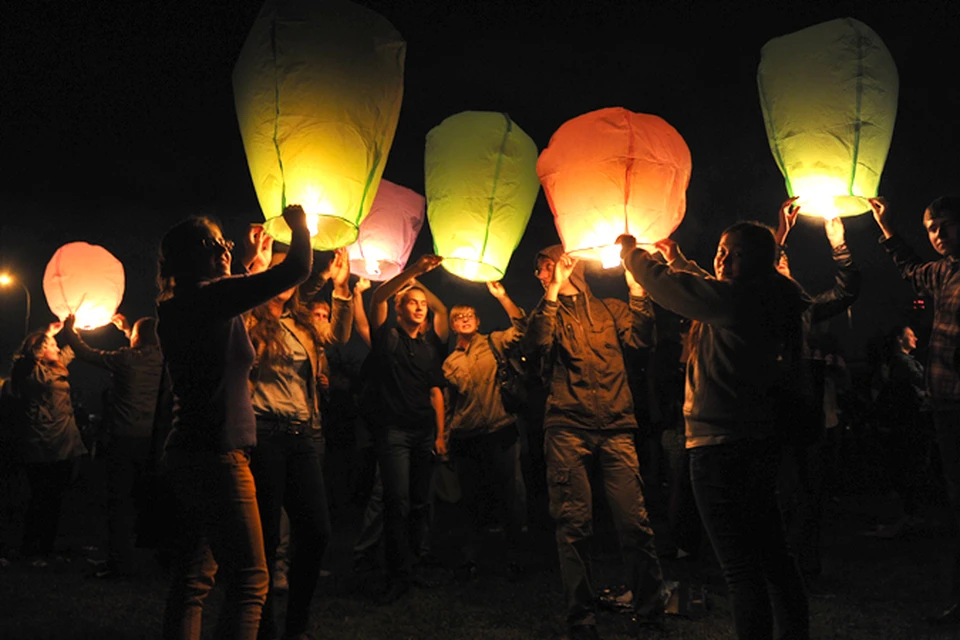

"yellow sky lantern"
[347, 180, 425, 281]
[538, 107, 691, 268]
[425, 112, 540, 282]
[233, 0, 406, 250]
[43, 242, 125, 330]
[758, 18, 898, 219]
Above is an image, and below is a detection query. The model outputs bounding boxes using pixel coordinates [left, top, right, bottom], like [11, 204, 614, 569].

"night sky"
[1, 0, 958, 406]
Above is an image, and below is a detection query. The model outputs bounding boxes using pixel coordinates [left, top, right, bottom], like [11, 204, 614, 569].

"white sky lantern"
[538, 107, 691, 268]
[43, 242, 125, 330]
[233, 0, 406, 249]
[758, 18, 898, 219]
[347, 180, 425, 281]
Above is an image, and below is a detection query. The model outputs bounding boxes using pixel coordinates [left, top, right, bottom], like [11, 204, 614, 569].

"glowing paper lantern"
[537, 107, 691, 268]
[758, 18, 898, 219]
[347, 180, 425, 281]
[425, 112, 539, 282]
[43, 242, 125, 330]
[233, 0, 406, 250]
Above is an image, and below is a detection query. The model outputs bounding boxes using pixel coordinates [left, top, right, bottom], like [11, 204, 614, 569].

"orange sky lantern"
[537, 107, 691, 267]
[43, 242, 125, 330]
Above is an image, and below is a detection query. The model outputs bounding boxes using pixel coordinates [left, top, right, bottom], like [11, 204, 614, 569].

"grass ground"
[2, 451, 959, 640]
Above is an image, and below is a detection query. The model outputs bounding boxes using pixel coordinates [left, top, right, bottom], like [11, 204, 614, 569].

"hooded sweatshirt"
[524, 245, 655, 431]
[623, 247, 808, 448]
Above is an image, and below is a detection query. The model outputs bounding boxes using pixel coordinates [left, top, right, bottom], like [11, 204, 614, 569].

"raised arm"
[808, 217, 861, 324]
[487, 281, 524, 321]
[369, 255, 443, 333]
[352, 278, 372, 347]
[873, 198, 949, 295]
[313, 248, 353, 346]
[410, 278, 448, 342]
[775, 197, 801, 246]
[61, 314, 127, 372]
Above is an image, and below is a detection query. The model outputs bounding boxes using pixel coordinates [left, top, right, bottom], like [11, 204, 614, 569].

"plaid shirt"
[883, 234, 960, 404]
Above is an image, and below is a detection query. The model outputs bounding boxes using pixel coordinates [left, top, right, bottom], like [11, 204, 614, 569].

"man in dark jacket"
[524, 245, 666, 639]
[63, 313, 164, 577]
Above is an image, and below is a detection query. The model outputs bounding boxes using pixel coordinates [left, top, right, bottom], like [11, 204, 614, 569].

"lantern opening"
[441, 258, 505, 283]
[567, 244, 623, 269]
[263, 215, 359, 251]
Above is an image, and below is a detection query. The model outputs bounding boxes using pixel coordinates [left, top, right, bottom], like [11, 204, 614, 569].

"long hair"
[9, 330, 50, 395]
[247, 287, 323, 370]
[685, 221, 779, 365]
[156, 216, 220, 302]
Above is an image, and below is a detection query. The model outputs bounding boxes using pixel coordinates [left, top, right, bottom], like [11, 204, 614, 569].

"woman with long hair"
[245, 247, 352, 639]
[9, 324, 87, 563]
[157, 205, 311, 640]
[621, 221, 810, 640]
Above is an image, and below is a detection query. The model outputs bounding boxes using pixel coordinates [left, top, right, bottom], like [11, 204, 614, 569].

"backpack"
[487, 335, 528, 415]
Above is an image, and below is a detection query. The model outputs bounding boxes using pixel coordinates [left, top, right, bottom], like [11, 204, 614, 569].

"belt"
[255, 415, 312, 436]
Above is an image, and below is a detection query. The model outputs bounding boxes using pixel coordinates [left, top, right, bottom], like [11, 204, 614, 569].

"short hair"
[720, 221, 778, 275]
[927, 196, 960, 220]
[394, 286, 426, 312]
[448, 305, 477, 325]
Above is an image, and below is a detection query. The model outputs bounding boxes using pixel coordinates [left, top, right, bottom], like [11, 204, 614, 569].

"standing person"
[157, 205, 311, 640]
[245, 246, 352, 640]
[362, 255, 447, 604]
[620, 223, 810, 640]
[523, 244, 666, 640]
[9, 324, 87, 564]
[61, 313, 165, 578]
[443, 281, 528, 579]
[871, 195, 960, 625]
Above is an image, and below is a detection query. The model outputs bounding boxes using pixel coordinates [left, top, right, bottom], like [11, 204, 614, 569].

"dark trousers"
[933, 410, 960, 602]
[545, 427, 663, 627]
[250, 430, 331, 639]
[162, 449, 269, 640]
[105, 436, 152, 570]
[375, 427, 435, 582]
[667, 441, 702, 555]
[450, 425, 527, 562]
[691, 438, 808, 640]
[22, 458, 77, 556]
[779, 438, 826, 580]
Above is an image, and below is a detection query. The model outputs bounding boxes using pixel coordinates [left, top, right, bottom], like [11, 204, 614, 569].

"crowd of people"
[0, 194, 959, 640]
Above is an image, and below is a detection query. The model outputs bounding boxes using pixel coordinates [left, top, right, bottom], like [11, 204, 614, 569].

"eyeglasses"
[452, 312, 476, 322]
[201, 237, 234, 253]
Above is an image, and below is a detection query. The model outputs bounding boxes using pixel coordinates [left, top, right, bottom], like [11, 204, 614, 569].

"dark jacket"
[802, 242, 861, 353]
[524, 245, 655, 431]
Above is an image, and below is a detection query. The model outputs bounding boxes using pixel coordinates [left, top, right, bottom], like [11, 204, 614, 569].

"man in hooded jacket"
[524, 245, 666, 639]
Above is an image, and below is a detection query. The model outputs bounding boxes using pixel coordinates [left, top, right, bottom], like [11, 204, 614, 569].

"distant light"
[0, 273, 11, 286]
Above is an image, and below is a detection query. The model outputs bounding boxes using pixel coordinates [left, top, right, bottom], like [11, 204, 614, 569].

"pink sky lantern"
[347, 180, 425, 281]
[43, 242, 125, 330]
[537, 107, 691, 268]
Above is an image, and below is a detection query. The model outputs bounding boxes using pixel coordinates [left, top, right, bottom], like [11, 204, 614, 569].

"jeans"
[105, 436, 152, 571]
[933, 410, 960, 601]
[250, 430, 330, 639]
[375, 427, 435, 582]
[450, 424, 527, 562]
[22, 458, 78, 556]
[545, 427, 663, 627]
[691, 438, 808, 640]
[162, 449, 269, 640]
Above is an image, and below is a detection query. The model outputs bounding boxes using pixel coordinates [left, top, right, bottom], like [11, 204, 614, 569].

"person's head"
[893, 325, 918, 354]
[534, 254, 556, 291]
[449, 305, 479, 338]
[924, 196, 960, 258]
[534, 245, 584, 295]
[714, 221, 778, 282]
[158, 216, 233, 300]
[310, 300, 330, 324]
[395, 286, 428, 329]
[131, 318, 158, 349]
[13, 331, 56, 366]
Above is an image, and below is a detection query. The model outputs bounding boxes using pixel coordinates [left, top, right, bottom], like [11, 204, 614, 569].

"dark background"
[1, 0, 957, 408]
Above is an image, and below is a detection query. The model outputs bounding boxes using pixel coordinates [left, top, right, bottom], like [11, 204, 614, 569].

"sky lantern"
[233, 0, 406, 250]
[757, 18, 898, 219]
[537, 107, 691, 268]
[425, 112, 539, 282]
[43, 242, 124, 330]
[346, 180, 425, 281]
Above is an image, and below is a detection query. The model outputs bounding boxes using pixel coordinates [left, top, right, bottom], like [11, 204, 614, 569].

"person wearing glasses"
[442, 281, 528, 580]
[156, 205, 311, 640]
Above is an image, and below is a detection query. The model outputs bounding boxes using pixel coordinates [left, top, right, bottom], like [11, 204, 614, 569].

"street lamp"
[0, 272, 31, 337]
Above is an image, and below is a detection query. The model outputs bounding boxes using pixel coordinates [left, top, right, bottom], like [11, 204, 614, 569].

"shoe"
[927, 602, 960, 627]
[568, 624, 600, 640]
[597, 585, 633, 613]
[376, 580, 409, 605]
[272, 570, 289, 592]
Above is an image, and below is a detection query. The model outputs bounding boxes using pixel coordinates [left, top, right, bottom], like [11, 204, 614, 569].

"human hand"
[328, 248, 350, 288]
[354, 277, 371, 295]
[616, 234, 638, 260]
[246, 224, 274, 274]
[486, 281, 507, 299]
[776, 197, 801, 244]
[282, 204, 308, 233]
[869, 197, 892, 237]
[552, 254, 578, 286]
[414, 254, 443, 274]
[111, 313, 132, 335]
[63, 315, 77, 335]
[654, 238, 684, 264]
[318, 373, 330, 392]
[823, 217, 846, 249]
[434, 436, 448, 459]
[47, 321, 64, 337]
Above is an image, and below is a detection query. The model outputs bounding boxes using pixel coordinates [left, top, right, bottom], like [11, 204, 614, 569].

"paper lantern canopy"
[425, 112, 540, 282]
[347, 180, 425, 281]
[43, 242, 125, 330]
[758, 18, 898, 219]
[233, 0, 406, 250]
[537, 107, 691, 268]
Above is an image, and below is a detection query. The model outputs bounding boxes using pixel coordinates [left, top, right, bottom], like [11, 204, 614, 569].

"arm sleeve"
[62, 332, 127, 373]
[808, 244, 862, 324]
[316, 294, 354, 346]
[882, 234, 947, 296]
[523, 297, 558, 353]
